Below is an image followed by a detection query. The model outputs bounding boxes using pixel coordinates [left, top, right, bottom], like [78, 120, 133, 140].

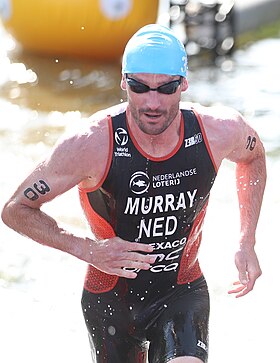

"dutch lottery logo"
[129, 171, 150, 195]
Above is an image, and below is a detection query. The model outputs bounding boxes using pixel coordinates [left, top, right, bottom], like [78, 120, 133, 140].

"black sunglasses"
[126, 76, 182, 94]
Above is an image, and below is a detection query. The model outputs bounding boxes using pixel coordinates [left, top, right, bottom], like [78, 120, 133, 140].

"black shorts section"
[81, 276, 209, 363]
[147, 278, 209, 363]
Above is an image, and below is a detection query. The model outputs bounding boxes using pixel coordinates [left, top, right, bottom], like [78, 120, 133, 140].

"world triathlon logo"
[129, 171, 150, 195]
[115, 127, 129, 146]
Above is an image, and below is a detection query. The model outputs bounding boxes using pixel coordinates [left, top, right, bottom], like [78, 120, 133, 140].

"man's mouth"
[144, 113, 161, 119]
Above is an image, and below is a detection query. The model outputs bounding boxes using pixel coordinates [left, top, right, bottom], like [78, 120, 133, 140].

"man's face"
[121, 73, 188, 136]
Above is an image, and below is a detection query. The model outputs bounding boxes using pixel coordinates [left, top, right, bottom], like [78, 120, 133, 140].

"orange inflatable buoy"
[0, 0, 159, 60]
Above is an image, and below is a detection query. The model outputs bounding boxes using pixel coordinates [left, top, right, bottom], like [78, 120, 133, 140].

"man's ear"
[120, 75, 127, 91]
[182, 78, 188, 92]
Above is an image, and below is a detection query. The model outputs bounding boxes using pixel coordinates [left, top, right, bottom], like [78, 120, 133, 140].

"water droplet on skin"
[140, 297, 145, 301]
[164, 304, 168, 308]
[129, 306, 133, 310]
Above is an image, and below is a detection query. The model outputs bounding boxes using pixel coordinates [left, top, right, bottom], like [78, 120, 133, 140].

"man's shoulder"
[180, 101, 240, 122]
[89, 102, 128, 123]
[180, 102, 246, 140]
[63, 103, 128, 141]
[180, 102, 248, 161]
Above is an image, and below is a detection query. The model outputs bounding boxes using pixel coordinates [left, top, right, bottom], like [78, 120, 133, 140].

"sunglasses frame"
[125, 75, 182, 94]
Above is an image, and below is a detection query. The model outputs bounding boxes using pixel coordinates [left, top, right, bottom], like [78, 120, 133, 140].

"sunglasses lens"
[126, 77, 181, 94]
[158, 80, 181, 94]
[126, 79, 149, 93]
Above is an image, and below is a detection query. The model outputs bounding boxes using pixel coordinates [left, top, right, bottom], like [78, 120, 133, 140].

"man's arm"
[1, 119, 155, 278]
[197, 104, 266, 297]
[225, 112, 266, 297]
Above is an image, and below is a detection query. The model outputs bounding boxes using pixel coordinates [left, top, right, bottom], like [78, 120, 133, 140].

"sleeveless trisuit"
[79, 108, 217, 363]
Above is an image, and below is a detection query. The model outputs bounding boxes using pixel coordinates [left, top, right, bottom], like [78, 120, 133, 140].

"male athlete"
[2, 24, 266, 363]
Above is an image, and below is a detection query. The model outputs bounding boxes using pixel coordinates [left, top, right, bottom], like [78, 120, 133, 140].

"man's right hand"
[83, 237, 156, 278]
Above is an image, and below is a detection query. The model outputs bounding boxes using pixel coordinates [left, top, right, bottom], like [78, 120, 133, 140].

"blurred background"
[0, 1, 279, 362]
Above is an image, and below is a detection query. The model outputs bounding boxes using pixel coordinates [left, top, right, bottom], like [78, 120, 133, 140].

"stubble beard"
[130, 104, 179, 136]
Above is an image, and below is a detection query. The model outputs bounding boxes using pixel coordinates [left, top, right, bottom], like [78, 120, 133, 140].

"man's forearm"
[235, 154, 266, 245]
[1, 201, 87, 259]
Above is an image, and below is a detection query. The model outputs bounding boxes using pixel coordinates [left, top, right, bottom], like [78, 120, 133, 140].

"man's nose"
[145, 90, 161, 110]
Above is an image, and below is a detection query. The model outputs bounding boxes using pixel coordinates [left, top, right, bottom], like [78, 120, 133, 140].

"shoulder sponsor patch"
[184, 133, 203, 148]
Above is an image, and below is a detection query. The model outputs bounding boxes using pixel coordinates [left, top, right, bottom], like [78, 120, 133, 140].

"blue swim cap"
[122, 24, 187, 77]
